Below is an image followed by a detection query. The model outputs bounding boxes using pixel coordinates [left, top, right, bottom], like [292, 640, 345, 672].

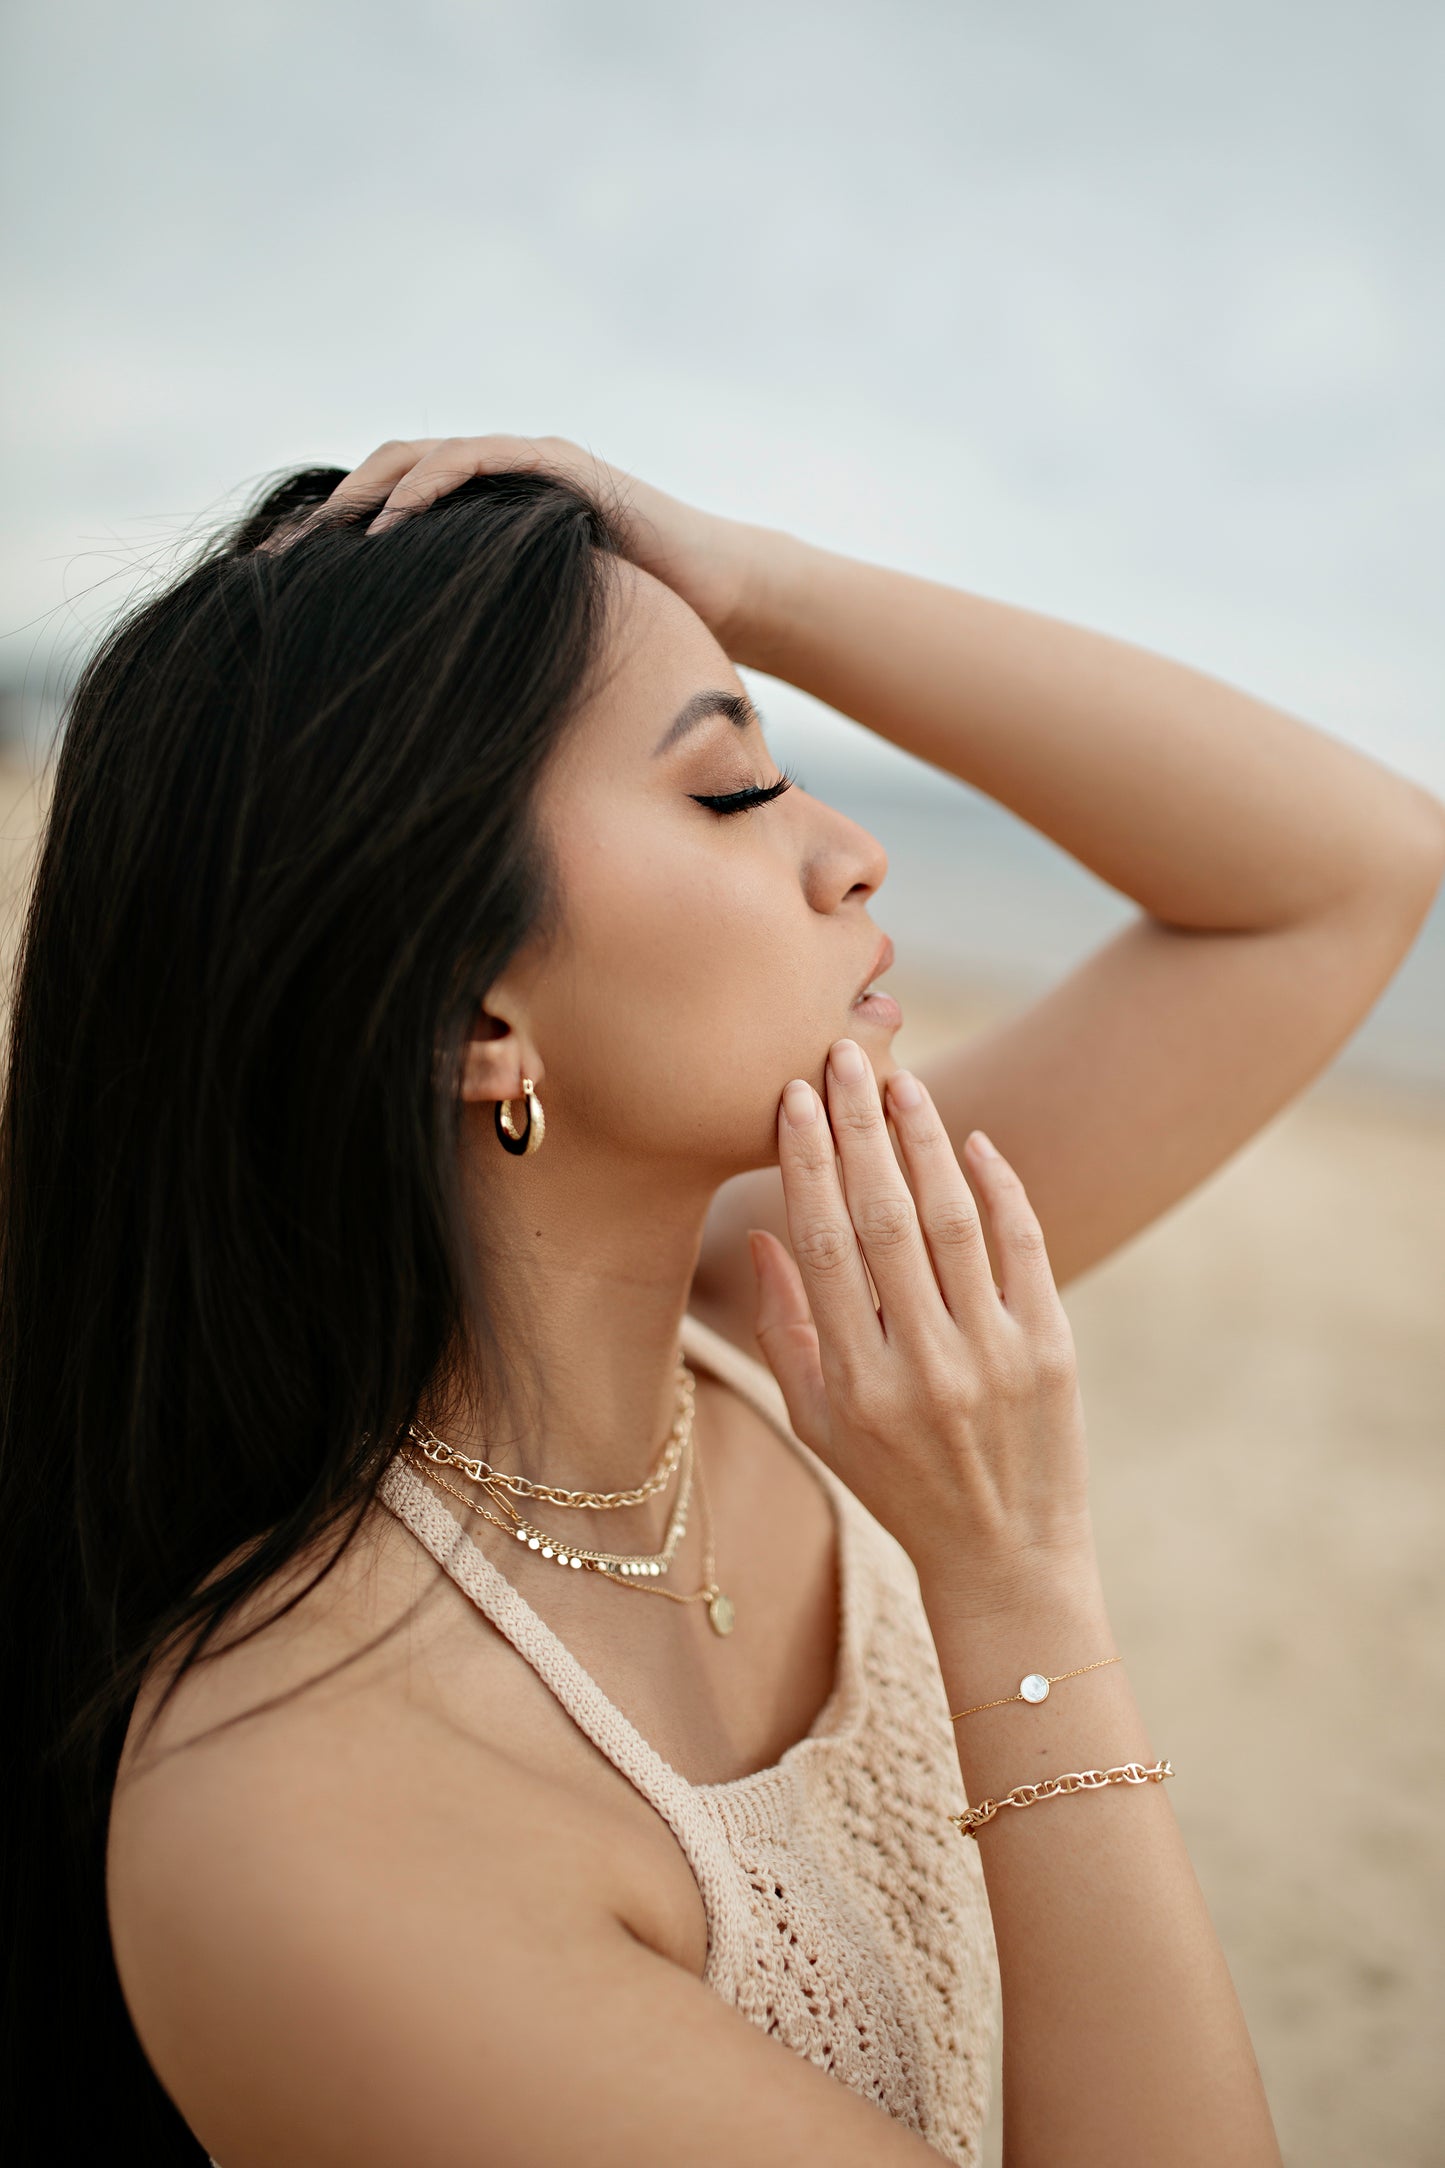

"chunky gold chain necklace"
[406, 1357, 693, 1510]
[406, 1428, 735, 1637]
[400, 1356, 695, 1573]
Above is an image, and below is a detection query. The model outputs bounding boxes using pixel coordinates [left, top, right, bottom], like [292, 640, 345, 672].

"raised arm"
[704, 531, 1445, 1296]
[297, 435, 1445, 1297]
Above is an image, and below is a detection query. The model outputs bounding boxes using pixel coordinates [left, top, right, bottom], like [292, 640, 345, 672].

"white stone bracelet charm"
[949, 1653, 1123, 1725]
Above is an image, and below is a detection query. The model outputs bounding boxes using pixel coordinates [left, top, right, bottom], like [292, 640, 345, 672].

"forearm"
[922, 1565, 1281, 2168]
[736, 530, 1445, 931]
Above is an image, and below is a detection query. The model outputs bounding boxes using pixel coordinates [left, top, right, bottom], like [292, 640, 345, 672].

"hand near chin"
[309, 432, 768, 655]
[750, 1043, 1103, 1621]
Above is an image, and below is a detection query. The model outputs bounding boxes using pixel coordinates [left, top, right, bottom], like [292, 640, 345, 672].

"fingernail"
[969, 1129, 998, 1158]
[747, 1229, 767, 1277]
[783, 1079, 818, 1125]
[829, 1038, 865, 1081]
[888, 1069, 923, 1110]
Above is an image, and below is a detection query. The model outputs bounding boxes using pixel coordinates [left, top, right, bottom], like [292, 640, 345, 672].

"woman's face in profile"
[499, 558, 899, 1178]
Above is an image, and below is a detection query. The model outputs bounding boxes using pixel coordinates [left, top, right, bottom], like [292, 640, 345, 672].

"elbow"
[1387, 783, 1445, 910]
[1335, 781, 1445, 927]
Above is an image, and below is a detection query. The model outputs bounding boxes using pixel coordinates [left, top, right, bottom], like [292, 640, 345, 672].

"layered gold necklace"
[402, 1355, 735, 1636]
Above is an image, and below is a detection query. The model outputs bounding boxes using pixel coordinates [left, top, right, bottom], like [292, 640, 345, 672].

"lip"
[853, 932, 895, 1004]
[849, 932, 901, 1029]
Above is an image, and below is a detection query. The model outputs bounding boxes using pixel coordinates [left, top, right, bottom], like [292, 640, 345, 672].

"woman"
[6, 436, 1442, 2166]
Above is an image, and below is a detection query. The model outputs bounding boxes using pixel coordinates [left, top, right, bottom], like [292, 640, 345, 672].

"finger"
[323, 438, 445, 514]
[822, 1038, 943, 1340]
[747, 1230, 829, 1447]
[883, 1070, 1000, 1327]
[365, 433, 560, 533]
[962, 1131, 1059, 1328]
[775, 1078, 882, 1366]
[252, 440, 446, 558]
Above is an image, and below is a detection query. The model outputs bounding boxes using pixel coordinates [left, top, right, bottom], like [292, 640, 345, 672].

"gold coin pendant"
[708, 1591, 735, 1637]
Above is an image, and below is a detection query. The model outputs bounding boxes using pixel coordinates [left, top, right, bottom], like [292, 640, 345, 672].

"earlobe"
[457, 1014, 545, 1107]
[458, 1037, 502, 1102]
[459, 1042, 544, 1104]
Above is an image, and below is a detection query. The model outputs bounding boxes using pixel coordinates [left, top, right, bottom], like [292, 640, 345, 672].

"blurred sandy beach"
[4, 752, 1440, 2167]
[891, 975, 1445, 2168]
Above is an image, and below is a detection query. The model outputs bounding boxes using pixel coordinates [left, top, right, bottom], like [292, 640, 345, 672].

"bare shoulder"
[106, 1510, 656, 2143]
[106, 1509, 929, 2167]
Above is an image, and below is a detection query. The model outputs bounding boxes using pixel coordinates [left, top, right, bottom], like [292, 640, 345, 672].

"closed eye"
[690, 767, 800, 817]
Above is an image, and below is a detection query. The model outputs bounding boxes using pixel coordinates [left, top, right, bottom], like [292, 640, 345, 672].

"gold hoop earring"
[495, 1077, 545, 1156]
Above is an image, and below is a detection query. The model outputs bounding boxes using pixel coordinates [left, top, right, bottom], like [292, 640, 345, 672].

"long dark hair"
[0, 463, 624, 2153]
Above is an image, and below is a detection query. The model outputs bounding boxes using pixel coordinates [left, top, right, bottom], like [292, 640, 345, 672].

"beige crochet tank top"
[376, 1311, 1000, 2163]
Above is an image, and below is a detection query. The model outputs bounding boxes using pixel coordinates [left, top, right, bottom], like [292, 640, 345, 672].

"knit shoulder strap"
[375, 1313, 872, 1976]
[376, 1458, 695, 1812]
[375, 1313, 826, 1768]
[375, 1439, 752, 1973]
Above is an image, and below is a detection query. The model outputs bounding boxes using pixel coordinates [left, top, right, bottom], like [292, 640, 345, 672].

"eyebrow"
[652, 689, 761, 757]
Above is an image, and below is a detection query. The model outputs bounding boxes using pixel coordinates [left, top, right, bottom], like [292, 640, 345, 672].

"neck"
[433, 1115, 732, 1495]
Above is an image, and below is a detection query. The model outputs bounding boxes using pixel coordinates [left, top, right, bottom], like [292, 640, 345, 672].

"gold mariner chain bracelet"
[950, 1759, 1174, 1840]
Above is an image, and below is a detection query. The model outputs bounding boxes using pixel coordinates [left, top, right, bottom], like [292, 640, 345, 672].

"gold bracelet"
[949, 1758, 1173, 1839]
[949, 1653, 1122, 1723]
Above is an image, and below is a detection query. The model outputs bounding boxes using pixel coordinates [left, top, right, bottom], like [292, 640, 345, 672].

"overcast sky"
[3, 0, 1442, 793]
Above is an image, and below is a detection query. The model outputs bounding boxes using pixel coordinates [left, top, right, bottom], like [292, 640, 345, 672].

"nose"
[800, 791, 889, 912]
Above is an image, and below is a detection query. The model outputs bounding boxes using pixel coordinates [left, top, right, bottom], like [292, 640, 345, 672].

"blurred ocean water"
[759, 690, 1445, 1099]
[5, 672, 1440, 1098]
[5, 1, 1441, 1101]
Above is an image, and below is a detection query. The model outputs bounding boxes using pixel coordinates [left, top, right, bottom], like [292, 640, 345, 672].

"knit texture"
[378, 1312, 999, 2162]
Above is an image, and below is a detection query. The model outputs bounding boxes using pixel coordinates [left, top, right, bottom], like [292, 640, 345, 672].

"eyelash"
[689, 765, 801, 817]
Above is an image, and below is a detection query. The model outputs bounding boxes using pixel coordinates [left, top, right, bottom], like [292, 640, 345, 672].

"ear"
[457, 999, 545, 1106]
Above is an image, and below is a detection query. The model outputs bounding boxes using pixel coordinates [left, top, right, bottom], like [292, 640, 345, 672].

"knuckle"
[924, 1200, 983, 1252]
[977, 1344, 1031, 1404]
[853, 1194, 917, 1251]
[1003, 1211, 1051, 1265]
[793, 1221, 858, 1278]
[832, 1099, 883, 1139]
[985, 1154, 1026, 1196]
[910, 1338, 971, 1413]
[1031, 1322, 1078, 1390]
[787, 1129, 838, 1179]
[905, 1109, 951, 1153]
[756, 1315, 817, 1365]
[1033, 1350, 1076, 1397]
[840, 1369, 894, 1437]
